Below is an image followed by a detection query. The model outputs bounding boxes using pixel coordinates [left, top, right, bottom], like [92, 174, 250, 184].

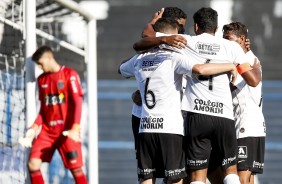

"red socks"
[29, 170, 44, 184]
[73, 173, 88, 184]
[29, 168, 88, 184]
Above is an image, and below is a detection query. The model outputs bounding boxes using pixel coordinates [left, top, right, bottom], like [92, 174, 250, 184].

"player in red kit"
[18, 46, 88, 184]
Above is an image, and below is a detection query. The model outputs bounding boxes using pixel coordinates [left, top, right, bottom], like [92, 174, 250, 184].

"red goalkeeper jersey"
[35, 66, 83, 135]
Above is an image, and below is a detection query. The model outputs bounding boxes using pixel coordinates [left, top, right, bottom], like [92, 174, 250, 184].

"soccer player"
[131, 6, 188, 155]
[130, 7, 188, 184]
[120, 17, 239, 184]
[18, 46, 87, 184]
[133, 7, 262, 184]
[223, 22, 265, 184]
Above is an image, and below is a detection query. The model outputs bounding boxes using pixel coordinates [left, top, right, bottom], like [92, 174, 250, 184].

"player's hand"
[245, 38, 251, 51]
[18, 128, 36, 148]
[162, 35, 187, 49]
[131, 90, 142, 106]
[230, 65, 238, 84]
[150, 8, 164, 24]
[62, 124, 81, 142]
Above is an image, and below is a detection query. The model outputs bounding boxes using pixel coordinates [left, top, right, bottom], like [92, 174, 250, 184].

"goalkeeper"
[19, 46, 87, 184]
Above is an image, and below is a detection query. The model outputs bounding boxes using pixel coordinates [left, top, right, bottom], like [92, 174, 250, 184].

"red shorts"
[30, 129, 83, 169]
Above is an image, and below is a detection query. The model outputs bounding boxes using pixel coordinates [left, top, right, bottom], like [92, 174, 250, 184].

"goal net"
[0, 0, 89, 183]
[0, 0, 27, 183]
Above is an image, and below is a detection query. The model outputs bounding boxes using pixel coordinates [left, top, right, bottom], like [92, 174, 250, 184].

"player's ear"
[238, 35, 245, 45]
[240, 35, 246, 42]
[194, 23, 198, 33]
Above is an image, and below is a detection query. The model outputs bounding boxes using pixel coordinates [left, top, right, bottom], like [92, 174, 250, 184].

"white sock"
[223, 174, 240, 184]
[190, 181, 205, 184]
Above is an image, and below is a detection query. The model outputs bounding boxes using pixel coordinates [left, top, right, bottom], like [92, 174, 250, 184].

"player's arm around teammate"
[134, 8, 261, 89]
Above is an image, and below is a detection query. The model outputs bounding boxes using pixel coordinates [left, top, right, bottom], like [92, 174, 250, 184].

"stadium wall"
[96, 0, 282, 80]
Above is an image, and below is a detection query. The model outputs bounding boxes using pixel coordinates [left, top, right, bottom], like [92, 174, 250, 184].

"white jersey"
[232, 50, 265, 138]
[168, 33, 252, 120]
[120, 48, 201, 135]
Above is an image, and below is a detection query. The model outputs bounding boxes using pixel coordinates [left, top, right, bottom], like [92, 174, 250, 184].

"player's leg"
[237, 137, 252, 184]
[184, 112, 213, 183]
[140, 178, 154, 184]
[28, 158, 44, 184]
[59, 135, 87, 184]
[190, 168, 207, 183]
[132, 114, 141, 184]
[223, 165, 240, 184]
[182, 173, 191, 184]
[237, 170, 252, 184]
[250, 175, 254, 184]
[182, 110, 191, 184]
[70, 167, 88, 184]
[132, 114, 141, 158]
[219, 119, 240, 184]
[132, 95, 141, 184]
[207, 143, 224, 184]
[207, 166, 224, 184]
[137, 133, 156, 184]
[160, 134, 186, 184]
[237, 137, 265, 184]
[28, 130, 56, 184]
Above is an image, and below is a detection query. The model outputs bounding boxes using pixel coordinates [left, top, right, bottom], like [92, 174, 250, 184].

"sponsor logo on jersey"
[193, 98, 224, 114]
[238, 146, 248, 158]
[222, 156, 236, 166]
[140, 116, 164, 129]
[70, 76, 78, 93]
[57, 80, 64, 89]
[48, 120, 64, 126]
[141, 60, 160, 72]
[41, 84, 48, 88]
[141, 60, 157, 67]
[196, 42, 220, 55]
[45, 93, 65, 105]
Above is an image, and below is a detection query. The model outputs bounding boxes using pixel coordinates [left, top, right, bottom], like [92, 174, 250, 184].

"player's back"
[180, 33, 249, 120]
[134, 49, 187, 135]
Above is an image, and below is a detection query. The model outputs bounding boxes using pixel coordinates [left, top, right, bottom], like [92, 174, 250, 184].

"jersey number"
[144, 78, 156, 109]
[198, 59, 213, 90]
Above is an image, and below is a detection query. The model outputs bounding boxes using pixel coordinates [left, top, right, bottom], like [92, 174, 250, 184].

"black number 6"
[144, 78, 156, 109]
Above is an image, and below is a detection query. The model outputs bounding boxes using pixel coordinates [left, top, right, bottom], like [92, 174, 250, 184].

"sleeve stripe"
[237, 63, 252, 75]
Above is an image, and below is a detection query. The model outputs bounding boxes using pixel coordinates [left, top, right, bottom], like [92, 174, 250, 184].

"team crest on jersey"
[57, 80, 64, 89]
[238, 146, 248, 158]
[195, 42, 220, 55]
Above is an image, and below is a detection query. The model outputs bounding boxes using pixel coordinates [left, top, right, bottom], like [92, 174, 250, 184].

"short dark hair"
[193, 7, 218, 33]
[153, 17, 180, 33]
[32, 46, 53, 63]
[163, 7, 187, 20]
[163, 7, 186, 34]
[222, 22, 248, 38]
